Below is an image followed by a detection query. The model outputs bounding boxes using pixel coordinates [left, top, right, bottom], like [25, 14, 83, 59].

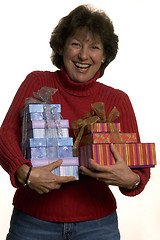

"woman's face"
[62, 29, 105, 83]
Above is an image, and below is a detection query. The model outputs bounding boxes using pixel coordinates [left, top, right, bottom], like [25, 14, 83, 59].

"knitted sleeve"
[116, 92, 150, 196]
[0, 72, 44, 188]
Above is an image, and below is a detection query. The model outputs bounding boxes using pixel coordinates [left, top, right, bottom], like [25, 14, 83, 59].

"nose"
[78, 47, 89, 61]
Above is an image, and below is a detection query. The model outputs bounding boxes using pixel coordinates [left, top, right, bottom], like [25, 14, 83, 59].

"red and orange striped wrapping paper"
[83, 123, 121, 135]
[79, 143, 156, 168]
[80, 133, 137, 146]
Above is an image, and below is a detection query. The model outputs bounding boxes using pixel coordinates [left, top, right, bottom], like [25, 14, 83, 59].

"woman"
[0, 5, 150, 240]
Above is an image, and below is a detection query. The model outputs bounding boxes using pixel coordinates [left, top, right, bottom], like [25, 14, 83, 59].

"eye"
[91, 45, 101, 50]
[93, 46, 99, 49]
[71, 41, 81, 48]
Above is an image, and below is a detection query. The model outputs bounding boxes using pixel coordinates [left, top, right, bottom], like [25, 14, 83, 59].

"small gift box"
[21, 104, 61, 116]
[31, 157, 79, 180]
[83, 122, 121, 135]
[79, 143, 156, 168]
[25, 120, 69, 139]
[27, 128, 69, 138]
[24, 137, 73, 148]
[27, 119, 69, 129]
[26, 146, 73, 159]
[80, 133, 137, 146]
[25, 112, 61, 121]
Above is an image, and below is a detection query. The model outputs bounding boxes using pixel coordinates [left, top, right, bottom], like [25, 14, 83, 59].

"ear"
[101, 54, 106, 63]
[101, 57, 105, 64]
[58, 48, 63, 56]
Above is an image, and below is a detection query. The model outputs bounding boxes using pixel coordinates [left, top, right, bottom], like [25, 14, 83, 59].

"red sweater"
[0, 67, 150, 222]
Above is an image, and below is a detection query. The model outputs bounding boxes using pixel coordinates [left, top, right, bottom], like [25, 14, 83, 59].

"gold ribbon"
[72, 102, 120, 156]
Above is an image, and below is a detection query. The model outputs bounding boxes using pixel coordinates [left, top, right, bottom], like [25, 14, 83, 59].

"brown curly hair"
[50, 5, 118, 78]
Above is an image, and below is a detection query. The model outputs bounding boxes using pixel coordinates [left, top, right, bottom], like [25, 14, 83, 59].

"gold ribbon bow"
[72, 102, 120, 156]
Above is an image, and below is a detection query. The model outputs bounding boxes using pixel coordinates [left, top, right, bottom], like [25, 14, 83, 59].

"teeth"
[75, 62, 90, 68]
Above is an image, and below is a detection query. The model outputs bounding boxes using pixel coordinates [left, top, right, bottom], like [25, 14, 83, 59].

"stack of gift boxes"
[21, 103, 156, 179]
[78, 122, 156, 168]
[20, 104, 79, 180]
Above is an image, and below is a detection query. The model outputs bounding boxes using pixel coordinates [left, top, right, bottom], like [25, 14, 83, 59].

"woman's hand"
[79, 143, 140, 189]
[16, 159, 76, 194]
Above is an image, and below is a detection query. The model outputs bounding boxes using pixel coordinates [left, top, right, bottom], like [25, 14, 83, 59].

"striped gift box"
[79, 143, 156, 168]
[25, 119, 69, 138]
[31, 157, 79, 180]
[59, 166, 79, 179]
[83, 123, 121, 134]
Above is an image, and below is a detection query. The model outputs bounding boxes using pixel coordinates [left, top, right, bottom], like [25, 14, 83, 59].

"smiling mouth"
[74, 62, 91, 71]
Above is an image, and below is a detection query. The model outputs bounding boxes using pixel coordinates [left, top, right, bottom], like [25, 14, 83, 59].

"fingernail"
[58, 159, 63, 163]
[110, 143, 114, 148]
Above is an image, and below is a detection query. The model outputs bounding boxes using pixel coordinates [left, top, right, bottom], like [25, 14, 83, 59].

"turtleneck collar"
[57, 65, 100, 97]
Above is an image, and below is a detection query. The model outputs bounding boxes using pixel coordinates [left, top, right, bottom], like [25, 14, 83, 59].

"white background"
[0, 0, 160, 239]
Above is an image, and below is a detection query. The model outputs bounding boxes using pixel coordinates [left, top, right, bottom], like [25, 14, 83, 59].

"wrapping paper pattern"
[60, 166, 79, 178]
[20, 104, 61, 116]
[26, 112, 61, 121]
[27, 128, 69, 138]
[80, 133, 137, 145]
[25, 138, 73, 148]
[79, 143, 156, 168]
[83, 123, 121, 134]
[26, 146, 73, 159]
[27, 119, 69, 129]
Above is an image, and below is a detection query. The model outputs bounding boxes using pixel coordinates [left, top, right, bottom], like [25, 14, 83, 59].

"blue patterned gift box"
[26, 146, 73, 159]
[25, 138, 73, 147]
[25, 138, 74, 159]
[26, 112, 61, 121]
[20, 104, 61, 115]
